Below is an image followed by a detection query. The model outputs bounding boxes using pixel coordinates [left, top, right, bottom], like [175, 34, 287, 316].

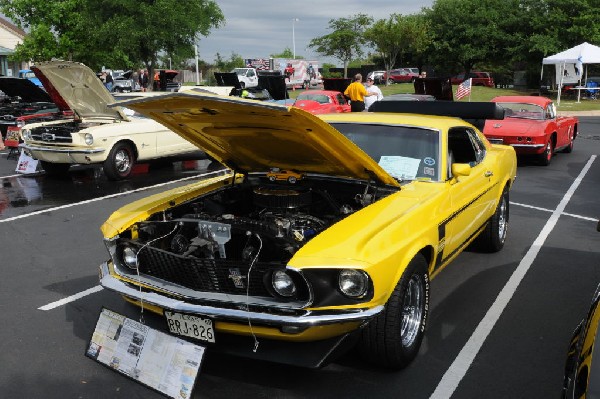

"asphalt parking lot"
[1, 118, 600, 398]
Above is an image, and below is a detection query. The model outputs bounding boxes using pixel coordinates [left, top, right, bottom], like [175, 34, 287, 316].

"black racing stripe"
[433, 182, 499, 271]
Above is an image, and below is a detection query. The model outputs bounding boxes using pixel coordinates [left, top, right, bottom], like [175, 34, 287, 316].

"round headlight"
[338, 269, 369, 298]
[22, 129, 31, 140]
[84, 133, 94, 145]
[122, 246, 138, 269]
[271, 270, 297, 297]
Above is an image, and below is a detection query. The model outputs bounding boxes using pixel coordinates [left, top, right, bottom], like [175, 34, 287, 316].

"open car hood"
[112, 92, 399, 185]
[31, 61, 127, 120]
[0, 77, 53, 103]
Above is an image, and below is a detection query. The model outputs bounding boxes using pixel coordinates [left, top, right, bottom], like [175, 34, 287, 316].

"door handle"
[484, 171, 493, 177]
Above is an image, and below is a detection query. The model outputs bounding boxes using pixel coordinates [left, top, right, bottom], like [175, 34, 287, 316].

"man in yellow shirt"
[344, 73, 374, 112]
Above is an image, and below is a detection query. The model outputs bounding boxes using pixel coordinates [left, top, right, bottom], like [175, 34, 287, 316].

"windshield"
[499, 102, 545, 120]
[297, 93, 331, 104]
[332, 123, 441, 182]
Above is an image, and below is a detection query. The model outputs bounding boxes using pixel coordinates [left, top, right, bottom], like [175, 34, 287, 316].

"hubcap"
[401, 274, 424, 347]
[115, 149, 131, 173]
[497, 197, 507, 242]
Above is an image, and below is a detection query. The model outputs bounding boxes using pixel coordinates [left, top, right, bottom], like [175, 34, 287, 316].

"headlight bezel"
[338, 269, 370, 298]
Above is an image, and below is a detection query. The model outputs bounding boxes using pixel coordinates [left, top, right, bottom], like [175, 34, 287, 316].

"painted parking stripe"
[430, 155, 596, 399]
[511, 201, 599, 222]
[38, 285, 104, 310]
[0, 170, 226, 223]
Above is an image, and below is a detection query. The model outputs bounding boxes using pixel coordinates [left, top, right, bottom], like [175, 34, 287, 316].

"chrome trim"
[510, 143, 545, 148]
[19, 143, 105, 154]
[99, 261, 384, 327]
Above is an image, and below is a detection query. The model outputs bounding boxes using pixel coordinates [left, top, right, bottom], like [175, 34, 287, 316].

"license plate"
[164, 311, 216, 343]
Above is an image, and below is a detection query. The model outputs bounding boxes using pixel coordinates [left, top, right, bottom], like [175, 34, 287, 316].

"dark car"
[0, 77, 62, 140]
[451, 71, 495, 87]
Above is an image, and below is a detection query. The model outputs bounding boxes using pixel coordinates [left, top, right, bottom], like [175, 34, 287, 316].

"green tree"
[365, 13, 431, 85]
[270, 48, 304, 59]
[0, 0, 88, 62]
[1, 0, 224, 89]
[308, 14, 373, 78]
[214, 52, 245, 71]
[424, 0, 517, 76]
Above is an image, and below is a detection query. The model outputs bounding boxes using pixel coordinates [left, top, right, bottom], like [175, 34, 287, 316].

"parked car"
[451, 71, 495, 87]
[0, 77, 62, 140]
[367, 70, 386, 84]
[292, 89, 350, 114]
[482, 96, 578, 165]
[153, 69, 181, 92]
[381, 93, 437, 102]
[98, 92, 517, 369]
[563, 258, 600, 399]
[384, 68, 420, 84]
[18, 69, 43, 87]
[111, 70, 139, 93]
[19, 61, 205, 180]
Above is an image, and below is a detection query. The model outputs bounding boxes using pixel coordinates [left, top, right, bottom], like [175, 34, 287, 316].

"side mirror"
[451, 163, 471, 177]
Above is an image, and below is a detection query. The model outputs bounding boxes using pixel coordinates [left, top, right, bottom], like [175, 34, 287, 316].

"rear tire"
[41, 161, 70, 177]
[103, 142, 134, 180]
[472, 189, 509, 252]
[538, 138, 554, 166]
[357, 254, 429, 369]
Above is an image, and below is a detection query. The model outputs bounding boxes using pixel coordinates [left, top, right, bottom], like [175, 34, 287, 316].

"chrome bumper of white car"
[99, 261, 384, 328]
[20, 143, 105, 154]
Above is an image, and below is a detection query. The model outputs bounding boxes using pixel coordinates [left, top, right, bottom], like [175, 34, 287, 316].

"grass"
[293, 83, 600, 112]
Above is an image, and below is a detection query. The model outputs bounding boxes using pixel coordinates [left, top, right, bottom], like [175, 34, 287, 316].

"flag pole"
[468, 78, 472, 102]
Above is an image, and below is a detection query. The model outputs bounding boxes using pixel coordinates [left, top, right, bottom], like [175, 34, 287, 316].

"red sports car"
[483, 96, 578, 165]
[292, 90, 350, 114]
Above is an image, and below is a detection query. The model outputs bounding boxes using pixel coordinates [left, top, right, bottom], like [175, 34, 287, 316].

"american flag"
[455, 78, 472, 100]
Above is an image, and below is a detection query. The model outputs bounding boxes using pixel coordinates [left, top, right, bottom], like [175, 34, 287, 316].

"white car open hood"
[31, 61, 127, 121]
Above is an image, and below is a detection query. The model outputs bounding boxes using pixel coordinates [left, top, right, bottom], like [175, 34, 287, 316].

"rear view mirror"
[452, 163, 471, 177]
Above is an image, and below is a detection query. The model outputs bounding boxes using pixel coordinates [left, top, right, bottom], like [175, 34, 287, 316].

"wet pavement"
[0, 155, 220, 220]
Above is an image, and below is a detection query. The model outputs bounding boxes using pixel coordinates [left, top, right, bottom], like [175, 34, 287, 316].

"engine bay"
[127, 175, 398, 264]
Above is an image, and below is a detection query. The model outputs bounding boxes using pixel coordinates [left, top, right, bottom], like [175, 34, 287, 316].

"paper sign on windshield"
[378, 156, 421, 180]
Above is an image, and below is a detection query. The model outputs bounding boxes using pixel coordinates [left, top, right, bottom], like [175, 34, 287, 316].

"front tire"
[103, 142, 134, 180]
[358, 254, 429, 369]
[472, 189, 509, 252]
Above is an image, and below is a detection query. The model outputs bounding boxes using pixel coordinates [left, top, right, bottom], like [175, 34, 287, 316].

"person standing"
[364, 77, 384, 111]
[104, 71, 114, 92]
[344, 73, 374, 112]
[138, 69, 149, 92]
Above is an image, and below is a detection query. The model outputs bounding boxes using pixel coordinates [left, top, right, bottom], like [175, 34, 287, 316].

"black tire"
[103, 142, 135, 180]
[239, 82, 245, 89]
[472, 188, 509, 252]
[358, 254, 429, 369]
[562, 134, 575, 154]
[387, 78, 395, 85]
[41, 161, 70, 177]
[538, 137, 554, 166]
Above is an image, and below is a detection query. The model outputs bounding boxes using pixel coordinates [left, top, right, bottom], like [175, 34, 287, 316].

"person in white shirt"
[364, 77, 384, 111]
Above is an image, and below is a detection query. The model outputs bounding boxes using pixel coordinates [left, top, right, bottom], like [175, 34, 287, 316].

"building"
[0, 16, 27, 76]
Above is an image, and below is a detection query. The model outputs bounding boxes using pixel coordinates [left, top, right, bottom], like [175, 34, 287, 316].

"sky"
[196, 0, 434, 66]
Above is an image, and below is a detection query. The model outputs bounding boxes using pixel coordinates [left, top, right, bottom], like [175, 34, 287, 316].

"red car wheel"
[538, 138, 554, 166]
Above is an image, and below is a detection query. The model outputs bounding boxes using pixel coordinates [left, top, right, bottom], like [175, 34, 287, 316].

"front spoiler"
[99, 261, 384, 328]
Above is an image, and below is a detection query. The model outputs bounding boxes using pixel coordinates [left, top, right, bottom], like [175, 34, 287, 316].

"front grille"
[30, 124, 77, 144]
[134, 245, 276, 297]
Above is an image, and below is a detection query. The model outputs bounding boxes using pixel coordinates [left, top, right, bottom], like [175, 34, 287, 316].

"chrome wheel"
[401, 274, 424, 347]
[114, 148, 132, 173]
[497, 196, 508, 243]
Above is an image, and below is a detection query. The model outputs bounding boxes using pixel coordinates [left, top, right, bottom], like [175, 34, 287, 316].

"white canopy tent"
[542, 42, 600, 104]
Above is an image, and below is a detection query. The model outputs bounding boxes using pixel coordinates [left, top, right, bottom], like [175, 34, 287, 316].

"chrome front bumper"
[99, 261, 384, 328]
[20, 143, 105, 154]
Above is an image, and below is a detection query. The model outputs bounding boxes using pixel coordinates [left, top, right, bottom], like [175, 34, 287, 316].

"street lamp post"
[292, 18, 299, 59]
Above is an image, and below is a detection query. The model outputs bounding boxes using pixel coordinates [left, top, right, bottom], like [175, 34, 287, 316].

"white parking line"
[430, 155, 596, 399]
[38, 285, 104, 310]
[511, 201, 599, 222]
[0, 170, 224, 223]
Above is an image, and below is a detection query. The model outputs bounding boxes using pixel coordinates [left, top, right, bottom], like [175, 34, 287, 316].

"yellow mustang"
[98, 93, 517, 369]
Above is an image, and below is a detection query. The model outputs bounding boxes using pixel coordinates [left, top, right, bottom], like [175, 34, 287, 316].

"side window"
[546, 103, 556, 119]
[448, 127, 485, 167]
